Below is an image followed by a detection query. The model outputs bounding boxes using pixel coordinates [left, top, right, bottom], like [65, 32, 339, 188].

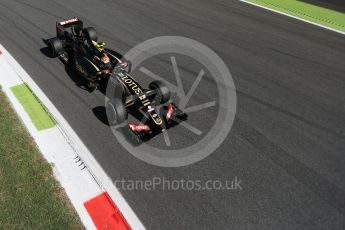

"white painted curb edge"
[240, 0, 345, 36]
[0, 45, 145, 230]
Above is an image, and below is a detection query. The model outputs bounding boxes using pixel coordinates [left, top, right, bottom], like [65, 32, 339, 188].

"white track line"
[240, 0, 345, 36]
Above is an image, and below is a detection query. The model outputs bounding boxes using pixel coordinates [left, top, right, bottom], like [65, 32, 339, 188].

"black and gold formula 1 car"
[46, 18, 187, 139]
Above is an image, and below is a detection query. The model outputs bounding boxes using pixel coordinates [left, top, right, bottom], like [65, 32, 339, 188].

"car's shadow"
[92, 105, 145, 146]
[92, 106, 109, 126]
[40, 39, 54, 58]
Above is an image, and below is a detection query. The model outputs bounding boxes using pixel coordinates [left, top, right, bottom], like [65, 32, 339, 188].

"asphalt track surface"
[1, 0, 345, 229]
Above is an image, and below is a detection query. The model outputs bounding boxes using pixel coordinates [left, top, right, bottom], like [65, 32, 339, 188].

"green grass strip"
[0, 87, 83, 229]
[248, 0, 345, 32]
[11, 83, 55, 131]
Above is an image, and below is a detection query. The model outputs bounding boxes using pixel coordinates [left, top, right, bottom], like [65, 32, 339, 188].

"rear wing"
[56, 17, 83, 39]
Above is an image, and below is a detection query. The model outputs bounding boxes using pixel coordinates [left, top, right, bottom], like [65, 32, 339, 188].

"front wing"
[128, 103, 187, 141]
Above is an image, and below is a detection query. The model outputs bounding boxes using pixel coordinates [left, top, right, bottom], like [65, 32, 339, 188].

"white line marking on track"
[240, 0, 345, 36]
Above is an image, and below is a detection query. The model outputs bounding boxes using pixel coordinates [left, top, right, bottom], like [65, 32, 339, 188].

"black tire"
[106, 98, 127, 125]
[83, 27, 97, 41]
[149, 80, 170, 105]
[48, 37, 64, 57]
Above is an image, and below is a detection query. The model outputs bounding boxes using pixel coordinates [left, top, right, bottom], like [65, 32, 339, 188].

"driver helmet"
[101, 53, 110, 65]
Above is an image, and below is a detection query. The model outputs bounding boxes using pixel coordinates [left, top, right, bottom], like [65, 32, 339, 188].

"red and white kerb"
[84, 192, 131, 230]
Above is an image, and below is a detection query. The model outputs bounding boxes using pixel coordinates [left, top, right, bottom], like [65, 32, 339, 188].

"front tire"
[106, 98, 127, 125]
[149, 80, 170, 105]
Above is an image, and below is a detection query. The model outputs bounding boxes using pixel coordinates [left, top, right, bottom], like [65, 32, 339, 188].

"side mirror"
[120, 61, 132, 73]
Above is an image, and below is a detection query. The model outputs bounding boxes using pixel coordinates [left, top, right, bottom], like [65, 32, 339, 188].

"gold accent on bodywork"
[104, 50, 121, 63]
[83, 57, 100, 72]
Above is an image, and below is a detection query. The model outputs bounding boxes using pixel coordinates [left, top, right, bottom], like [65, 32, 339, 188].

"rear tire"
[106, 98, 127, 125]
[149, 80, 170, 105]
[83, 27, 97, 41]
[48, 37, 64, 57]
